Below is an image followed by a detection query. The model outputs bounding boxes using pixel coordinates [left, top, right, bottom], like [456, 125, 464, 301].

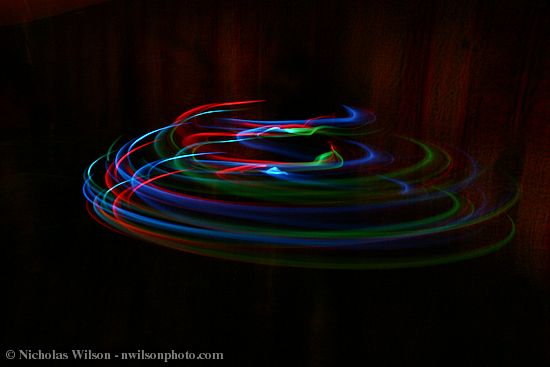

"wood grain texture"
[3, 0, 547, 275]
[2, 0, 549, 362]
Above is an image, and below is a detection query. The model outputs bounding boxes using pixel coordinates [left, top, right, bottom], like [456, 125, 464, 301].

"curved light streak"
[83, 101, 518, 268]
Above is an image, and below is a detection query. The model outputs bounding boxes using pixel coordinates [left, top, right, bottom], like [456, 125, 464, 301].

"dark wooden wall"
[2, 0, 549, 363]
[3, 0, 548, 277]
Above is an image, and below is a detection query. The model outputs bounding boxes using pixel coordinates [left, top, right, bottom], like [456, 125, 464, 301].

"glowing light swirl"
[83, 101, 518, 268]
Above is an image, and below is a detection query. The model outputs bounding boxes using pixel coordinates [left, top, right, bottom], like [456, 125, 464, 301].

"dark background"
[2, 0, 549, 365]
